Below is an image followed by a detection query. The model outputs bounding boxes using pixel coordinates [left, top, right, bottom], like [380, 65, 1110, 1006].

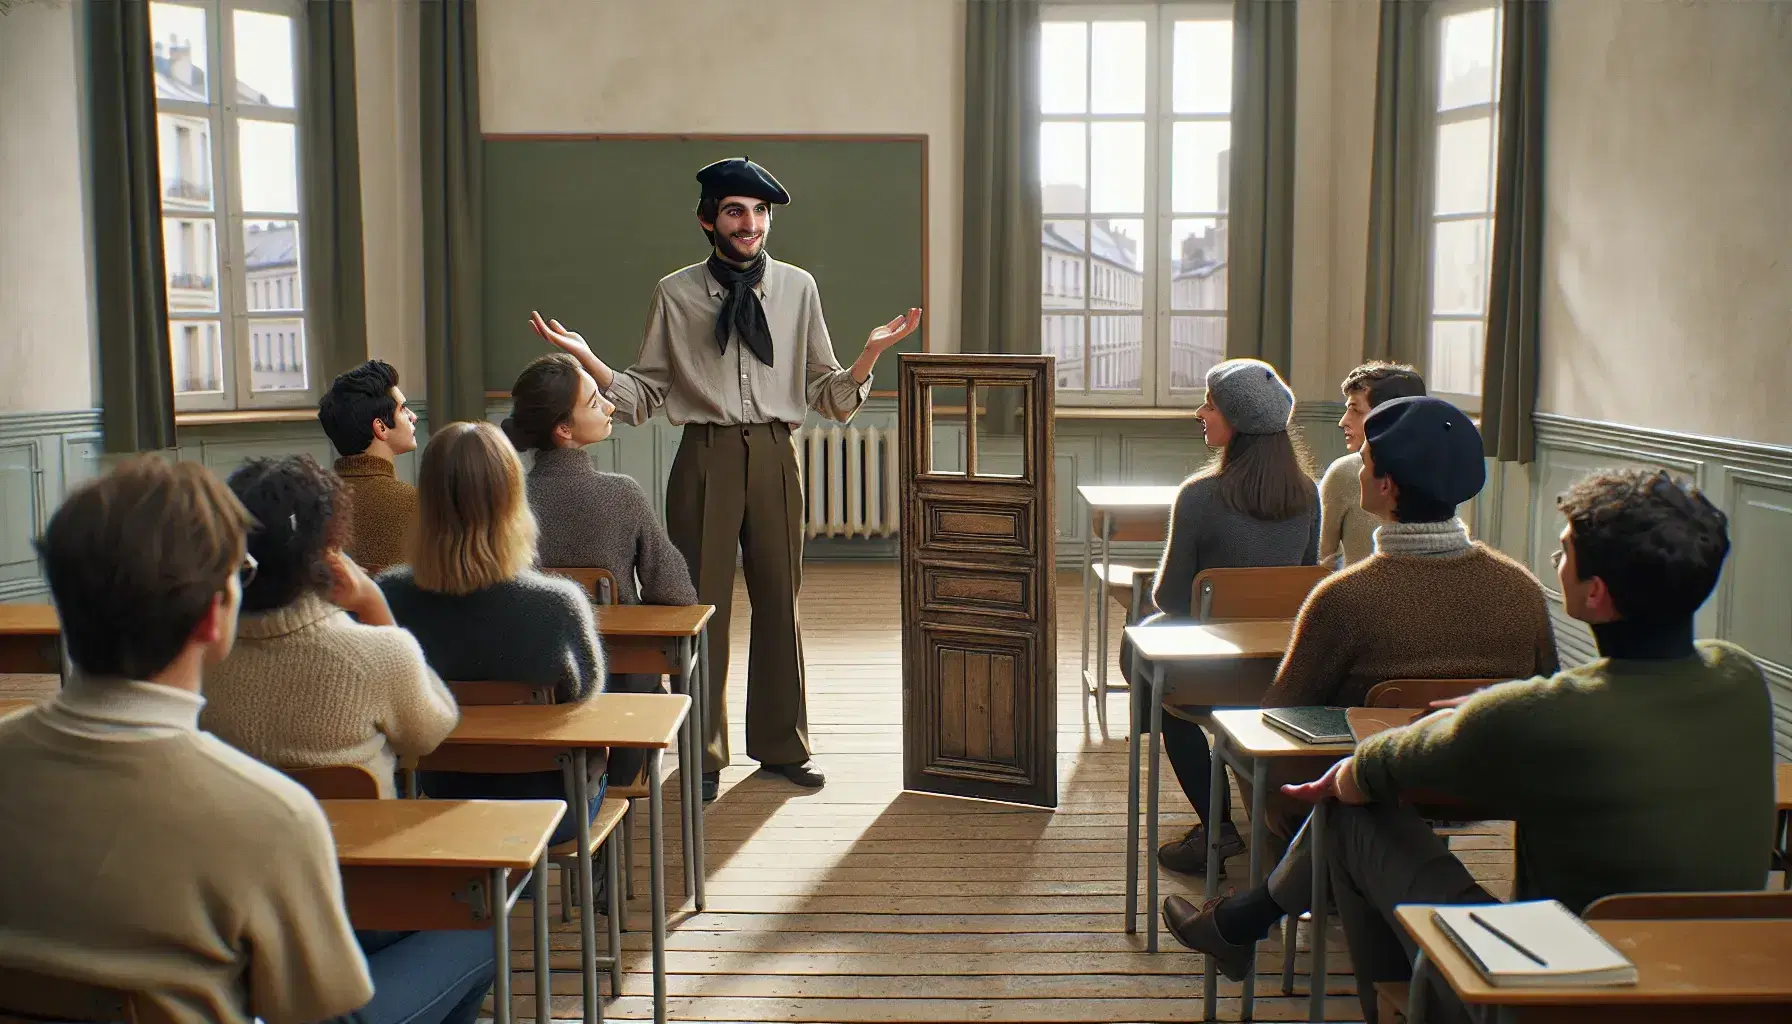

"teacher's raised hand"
[529, 310, 614, 388]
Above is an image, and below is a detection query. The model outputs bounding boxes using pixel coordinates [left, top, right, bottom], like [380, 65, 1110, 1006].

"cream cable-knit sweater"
[200, 592, 460, 797]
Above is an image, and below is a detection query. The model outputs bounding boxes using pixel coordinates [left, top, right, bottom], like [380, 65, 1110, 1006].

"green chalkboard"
[481, 136, 927, 393]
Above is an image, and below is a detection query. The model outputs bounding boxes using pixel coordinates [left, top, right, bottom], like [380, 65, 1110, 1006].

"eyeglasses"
[239, 552, 259, 589]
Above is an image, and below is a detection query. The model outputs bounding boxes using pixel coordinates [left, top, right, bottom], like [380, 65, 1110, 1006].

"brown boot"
[1162, 895, 1255, 982]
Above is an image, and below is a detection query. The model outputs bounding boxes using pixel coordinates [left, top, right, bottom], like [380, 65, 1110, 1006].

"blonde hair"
[410, 420, 539, 595]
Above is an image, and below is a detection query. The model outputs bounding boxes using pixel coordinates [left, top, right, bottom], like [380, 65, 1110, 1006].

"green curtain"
[1482, 0, 1547, 463]
[960, 0, 1041, 433]
[1224, 0, 1297, 376]
[301, 0, 368, 382]
[1361, 0, 1435, 369]
[88, 0, 175, 453]
[420, 0, 486, 427]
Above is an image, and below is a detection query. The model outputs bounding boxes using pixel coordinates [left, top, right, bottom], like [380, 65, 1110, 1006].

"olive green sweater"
[1355, 638, 1776, 914]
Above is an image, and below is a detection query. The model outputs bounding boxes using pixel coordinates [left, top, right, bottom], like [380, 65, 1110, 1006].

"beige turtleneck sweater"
[200, 592, 459, 797]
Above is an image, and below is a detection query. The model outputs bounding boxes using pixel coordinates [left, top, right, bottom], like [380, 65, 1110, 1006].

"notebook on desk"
[1260, 706, 1352, 744]
[1432, 901, 1637, 988]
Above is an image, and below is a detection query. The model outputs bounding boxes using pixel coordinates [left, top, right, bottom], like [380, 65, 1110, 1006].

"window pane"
[1090, 21, 1146, 114]
[169, 320, 224, 394]
[1088, 315, 1142, 392]
[238, 119, 298, 213]
[1172, 121, 1231, 213]
[163, 217, 219, 312]
[1170, 316, 1226, 390]
[151, 3, 209, 102]
[1170, 218, 1227, 311]
[249, 319, 309, 392]
[1431, 218, 1490, 315]
[1439, 8, 1498, 111]
[1043, 315, 1086, 391]
[1040, 122, 1087, 214]
[232, 10, 296, 108]
[1040, 22, 1088, 115]
[1088, 219, 1143, 311]
[1173, 19, 1233, 115]
[1042, 221, 1086, 310]
[1435, 117, 1494, 215]
[244, 220, 302, 312]
[1429, 319, 1485, 396]
[1089, 121, 1144, 213]
[157, 113, 214, 210]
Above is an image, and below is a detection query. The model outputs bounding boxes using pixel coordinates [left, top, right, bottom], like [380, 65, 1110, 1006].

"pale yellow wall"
[1320, 0, 1380, 401]
[0, 0, 97, 413]
[1539, 0, 1792, 447]
[476, 0, 966, 353]
[353, 0, 426, 391]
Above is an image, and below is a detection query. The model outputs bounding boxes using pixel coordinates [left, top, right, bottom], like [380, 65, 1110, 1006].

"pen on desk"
[1468, 910, 1549, 967]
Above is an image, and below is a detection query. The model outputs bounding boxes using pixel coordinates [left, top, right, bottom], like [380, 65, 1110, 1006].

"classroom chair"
[543, 566, 618, 605]
[1100, 563, 1154, 628]
[1191, 564, 1331, 623]
[0, 967, 171, 1024]
[287, 764, 384, 800]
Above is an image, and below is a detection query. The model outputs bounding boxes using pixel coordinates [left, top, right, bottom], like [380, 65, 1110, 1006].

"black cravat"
[706, 252, 774, 367]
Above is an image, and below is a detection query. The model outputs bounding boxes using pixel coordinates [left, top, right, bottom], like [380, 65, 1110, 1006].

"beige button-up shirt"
[604, 258, 873, 428]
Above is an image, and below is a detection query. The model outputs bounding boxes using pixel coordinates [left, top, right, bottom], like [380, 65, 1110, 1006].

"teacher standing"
[529, 157, 921, 801]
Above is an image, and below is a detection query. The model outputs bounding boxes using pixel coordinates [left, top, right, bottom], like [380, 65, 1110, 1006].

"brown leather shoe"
[762, 760, 826, 788]
[1157, 821, 1246, 875]
[1162, 895, 1255, 982]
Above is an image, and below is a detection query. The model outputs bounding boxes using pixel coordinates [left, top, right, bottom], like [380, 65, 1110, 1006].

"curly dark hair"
[1557, 468, 1729, 623]
[226, 455, 354, 613]
[317, 360, 400, 457]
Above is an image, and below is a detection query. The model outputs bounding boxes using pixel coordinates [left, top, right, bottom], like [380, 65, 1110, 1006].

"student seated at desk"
[1118, 358, 1320, 873]
[504, 354, 699, 789]
[1319, 361, 1426, 569]
[318, 359, 420, 575]
[1276, 468, 1774, 1024]
[1163, 398, 1558, 962]
[201, 455, 459, 797]
[0, 457, 378, 1023]
[379, 420, 609, 844]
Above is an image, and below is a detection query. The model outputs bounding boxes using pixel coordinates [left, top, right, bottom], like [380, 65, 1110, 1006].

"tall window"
[152, 0, 311, 410]
[1429, 4, 1503, 402]
[1040, 4, 1232, 406]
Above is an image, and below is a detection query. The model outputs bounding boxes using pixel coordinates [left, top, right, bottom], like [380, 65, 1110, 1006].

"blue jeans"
[332, 930, 495, 1024]
[418, 769, 608, 846]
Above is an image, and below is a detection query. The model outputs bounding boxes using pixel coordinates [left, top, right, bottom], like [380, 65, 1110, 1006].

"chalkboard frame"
[480, 132, 931, 399]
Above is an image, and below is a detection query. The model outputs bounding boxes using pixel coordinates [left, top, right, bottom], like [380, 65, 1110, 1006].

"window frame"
[1424, 0, 1503, 415]
[1040, 1, 1231, 409]
[154, 0, 316, 414]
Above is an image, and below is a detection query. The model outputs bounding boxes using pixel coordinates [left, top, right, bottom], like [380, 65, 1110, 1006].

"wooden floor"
[1, 563, 1517, 1022]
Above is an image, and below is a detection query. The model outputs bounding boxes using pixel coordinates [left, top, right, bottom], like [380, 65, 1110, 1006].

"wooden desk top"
[324, 799, 562, 871]
[594, 603, 715, 638]
[1076, 484, 1180, 511]
[1396, 905, 1792, 1006]
[1209, 708, 1356, 758]
[1124, 620, 1293, 663]
[1777, 763, 1791, 811]
[443, 692, 689, 750]
[0, 605, 59, 635]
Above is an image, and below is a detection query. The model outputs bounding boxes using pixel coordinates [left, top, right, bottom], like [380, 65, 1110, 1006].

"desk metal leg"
[1243, 758, 1267, 1022]
[1082, 501, 1095, 703]
[606, 830, 624, 996]
[693, 628, 709, 908]
[1308, 800, 1329, 1023]
[491, 867, 512, 1024]
[1146, 666, 1164, 954]
[1097, 518, 1114, 725]
[576, 750, 598, 1024]
[1124, 665, 1142, 935]
[533, 853, 551, 1024]
[674, 636, 697, 909]
[649, 749, 668, 1024]
[1202, 738, 1225, 1022]
[1407, 949, 1432, 1024]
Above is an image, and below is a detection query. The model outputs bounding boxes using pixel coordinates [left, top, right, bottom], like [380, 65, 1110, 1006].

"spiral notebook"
[1432, 901, 1637, 988]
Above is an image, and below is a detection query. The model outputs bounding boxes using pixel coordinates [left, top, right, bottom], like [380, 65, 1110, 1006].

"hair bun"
[499, 416, 524, 448]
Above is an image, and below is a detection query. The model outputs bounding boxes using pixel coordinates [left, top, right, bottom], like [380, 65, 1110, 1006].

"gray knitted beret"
[1204, 358, 1295, 434]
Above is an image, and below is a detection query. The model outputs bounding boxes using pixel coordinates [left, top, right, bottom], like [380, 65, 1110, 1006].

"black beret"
[1362, 396, 1486, 507]
[695, 157, 790, 205]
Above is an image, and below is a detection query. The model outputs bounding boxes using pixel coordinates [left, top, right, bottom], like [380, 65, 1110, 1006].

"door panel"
[900, 355, 1056, 807]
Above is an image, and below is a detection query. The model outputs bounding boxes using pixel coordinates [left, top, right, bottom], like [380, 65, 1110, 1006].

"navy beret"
[695, 157, 790, 205]
[1362, 396, 1486, 507]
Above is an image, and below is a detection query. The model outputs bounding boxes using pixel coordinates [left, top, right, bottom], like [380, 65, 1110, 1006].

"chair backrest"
[0, 967, 173, 1024]
[1365, 678, 1504, 708]
[446, 680, 556, 706]
[1192, 565, 1331, 622]
[543, 566, 617, 605]
[1583, 890, 1792, 921]
[285, 764, 383, 800]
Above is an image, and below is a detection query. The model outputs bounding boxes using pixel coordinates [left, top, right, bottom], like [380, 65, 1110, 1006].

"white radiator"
[792, 424, 902, 539]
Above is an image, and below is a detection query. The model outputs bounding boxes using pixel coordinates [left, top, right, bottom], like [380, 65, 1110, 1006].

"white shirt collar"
[42, 672, 206, 739]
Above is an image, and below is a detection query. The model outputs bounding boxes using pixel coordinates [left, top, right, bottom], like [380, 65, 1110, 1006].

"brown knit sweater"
[1262, 542, 1560, 709]
[201, 592, 459, 798]
[334, 454, 416, 575]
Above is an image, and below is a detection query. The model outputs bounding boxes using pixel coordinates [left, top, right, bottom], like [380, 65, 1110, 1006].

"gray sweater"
[1150, 473, 1321, 618]
[526, 447, 697, 606]
[377, 566, 605, 704]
